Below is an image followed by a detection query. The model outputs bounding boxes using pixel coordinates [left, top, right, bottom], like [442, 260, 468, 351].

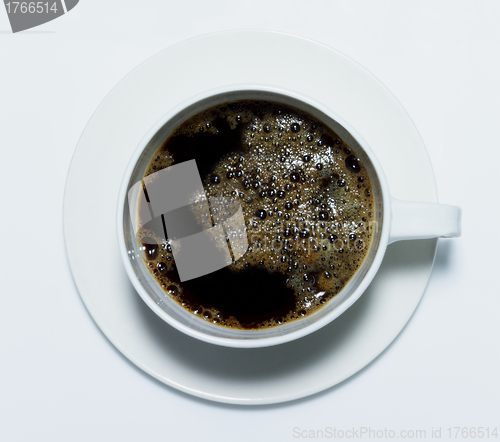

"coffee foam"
[137, 100, 375, 329]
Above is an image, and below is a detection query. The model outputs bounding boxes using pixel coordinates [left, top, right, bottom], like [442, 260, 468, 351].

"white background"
[1, 1, 499, 441]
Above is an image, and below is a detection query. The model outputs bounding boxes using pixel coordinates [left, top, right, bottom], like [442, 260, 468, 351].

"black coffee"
[136, 99, 375, 329]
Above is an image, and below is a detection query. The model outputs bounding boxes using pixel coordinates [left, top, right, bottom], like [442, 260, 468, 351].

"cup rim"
[116, 83, 392, 348]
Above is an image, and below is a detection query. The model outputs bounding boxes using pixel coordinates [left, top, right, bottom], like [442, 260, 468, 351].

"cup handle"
[389, 197, 462, 244]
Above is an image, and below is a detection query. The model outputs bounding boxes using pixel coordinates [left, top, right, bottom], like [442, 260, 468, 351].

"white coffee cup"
[117, 85, 461, 348]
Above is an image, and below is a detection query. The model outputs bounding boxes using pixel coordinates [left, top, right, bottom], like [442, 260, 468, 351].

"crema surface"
[137, 100, 375, 329]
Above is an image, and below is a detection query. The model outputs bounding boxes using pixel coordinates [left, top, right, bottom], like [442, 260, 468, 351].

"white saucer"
[63, 30, 438, 405]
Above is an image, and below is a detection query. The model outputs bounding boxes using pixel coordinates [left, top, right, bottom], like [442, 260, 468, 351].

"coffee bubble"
[137, 100, 375, 330]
